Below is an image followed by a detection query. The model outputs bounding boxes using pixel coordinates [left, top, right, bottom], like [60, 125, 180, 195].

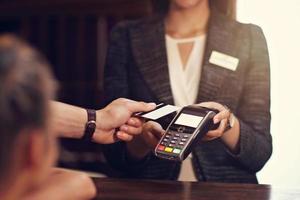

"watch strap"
[82, 109, 97, 141]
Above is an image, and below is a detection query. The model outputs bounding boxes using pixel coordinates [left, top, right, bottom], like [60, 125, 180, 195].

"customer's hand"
[94, 98, 156, 144]
[126, 121, 165, 160]
[197, 102, 231, 141]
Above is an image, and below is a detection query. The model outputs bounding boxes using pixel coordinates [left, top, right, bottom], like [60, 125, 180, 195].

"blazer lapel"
[196, 11, 238, 103]
[130, 16, 174, 105]
[130, 13, 239, 106]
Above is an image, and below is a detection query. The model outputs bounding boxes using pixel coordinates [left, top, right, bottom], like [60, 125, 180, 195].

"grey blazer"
[103, 10, 272, 183]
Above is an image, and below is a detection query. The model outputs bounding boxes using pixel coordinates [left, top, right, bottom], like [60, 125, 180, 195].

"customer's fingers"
[120, 124, 142, 135]
[126, 100, 157, 113]
[116, 131, 134, 142]
[126, 117, 143, 128]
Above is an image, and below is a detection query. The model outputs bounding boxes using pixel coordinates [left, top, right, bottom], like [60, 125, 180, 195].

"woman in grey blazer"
[103, 0, 272, 183]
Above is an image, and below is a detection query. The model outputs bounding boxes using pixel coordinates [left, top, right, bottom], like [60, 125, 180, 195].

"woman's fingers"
[126, 117, 143, 127]
[202, 135, 218, 141]
[196, 101, 231, 142]
[197, 102, 223, 111]
[206, 118, 228, 138]
[213, 109, 230, 123]
[142, 121, 165, 148]
[143, 129, 161, 148]
[143, 121, 164, 139]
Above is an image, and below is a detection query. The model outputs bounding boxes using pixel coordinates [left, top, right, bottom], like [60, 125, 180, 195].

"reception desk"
[93, 178, 300, 200]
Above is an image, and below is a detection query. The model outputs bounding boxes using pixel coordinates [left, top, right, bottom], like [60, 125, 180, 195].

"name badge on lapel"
[209, 51, 239, 71]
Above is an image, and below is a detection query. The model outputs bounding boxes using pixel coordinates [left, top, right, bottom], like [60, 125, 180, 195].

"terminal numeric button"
[181, 138, 187, 142]
[179, 142, 185, 146]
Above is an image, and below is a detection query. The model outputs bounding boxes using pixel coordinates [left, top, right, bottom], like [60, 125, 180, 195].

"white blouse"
[166, 34, 206, 107]
[166, 34, 207, 181]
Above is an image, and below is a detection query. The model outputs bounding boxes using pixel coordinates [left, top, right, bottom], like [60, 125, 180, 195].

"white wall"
[237, 0, 300, 187]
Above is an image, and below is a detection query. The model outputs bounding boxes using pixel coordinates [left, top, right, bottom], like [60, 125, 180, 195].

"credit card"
[135, 103, 181, 120]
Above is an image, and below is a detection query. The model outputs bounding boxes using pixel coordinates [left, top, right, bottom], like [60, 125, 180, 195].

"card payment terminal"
[154, 106, 219, 161]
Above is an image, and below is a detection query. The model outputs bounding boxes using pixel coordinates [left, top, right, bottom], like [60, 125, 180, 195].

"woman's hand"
[197, 102, 240, 153]
[126, 121, 165, 160]
[141, 121, 165, 149]
[197, 102, 231, 141]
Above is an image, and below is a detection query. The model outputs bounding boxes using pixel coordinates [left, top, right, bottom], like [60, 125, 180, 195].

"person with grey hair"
[0, 35, 156, 200]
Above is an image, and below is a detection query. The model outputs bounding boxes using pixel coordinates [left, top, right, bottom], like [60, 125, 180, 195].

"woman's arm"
[102, 21, 139, 172]
[195, 25, 272, 173]
[231, 25, 272, 172]
[102, 22, 179, 179]
[197, 101, 241, 153]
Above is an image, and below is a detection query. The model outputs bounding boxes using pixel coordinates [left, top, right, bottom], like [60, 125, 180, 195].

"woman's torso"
[103, 12, 271, 183]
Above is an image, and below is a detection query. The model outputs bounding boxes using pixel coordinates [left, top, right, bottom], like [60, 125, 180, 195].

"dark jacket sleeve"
[102, 22, 130, 104]
[102, 22, 132, 176]
[102, 22, 179, 179]
[228, 24, 272, 172]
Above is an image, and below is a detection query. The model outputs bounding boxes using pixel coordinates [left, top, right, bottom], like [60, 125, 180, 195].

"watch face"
[87, 121, 96, 129]
[83, 115, 97, 141]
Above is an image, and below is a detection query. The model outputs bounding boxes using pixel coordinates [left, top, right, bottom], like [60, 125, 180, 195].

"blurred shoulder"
[222, 14, 266, 39]
[210, 7, 264, 38]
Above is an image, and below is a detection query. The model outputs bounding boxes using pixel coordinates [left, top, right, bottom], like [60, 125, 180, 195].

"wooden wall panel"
[0, 0, 153, 108]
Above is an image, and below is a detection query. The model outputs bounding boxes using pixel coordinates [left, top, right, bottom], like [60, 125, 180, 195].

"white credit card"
[135, 103, 181, 120]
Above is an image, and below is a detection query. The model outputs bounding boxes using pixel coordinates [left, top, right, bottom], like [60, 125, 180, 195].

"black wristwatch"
[82, 109, 97, 141]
